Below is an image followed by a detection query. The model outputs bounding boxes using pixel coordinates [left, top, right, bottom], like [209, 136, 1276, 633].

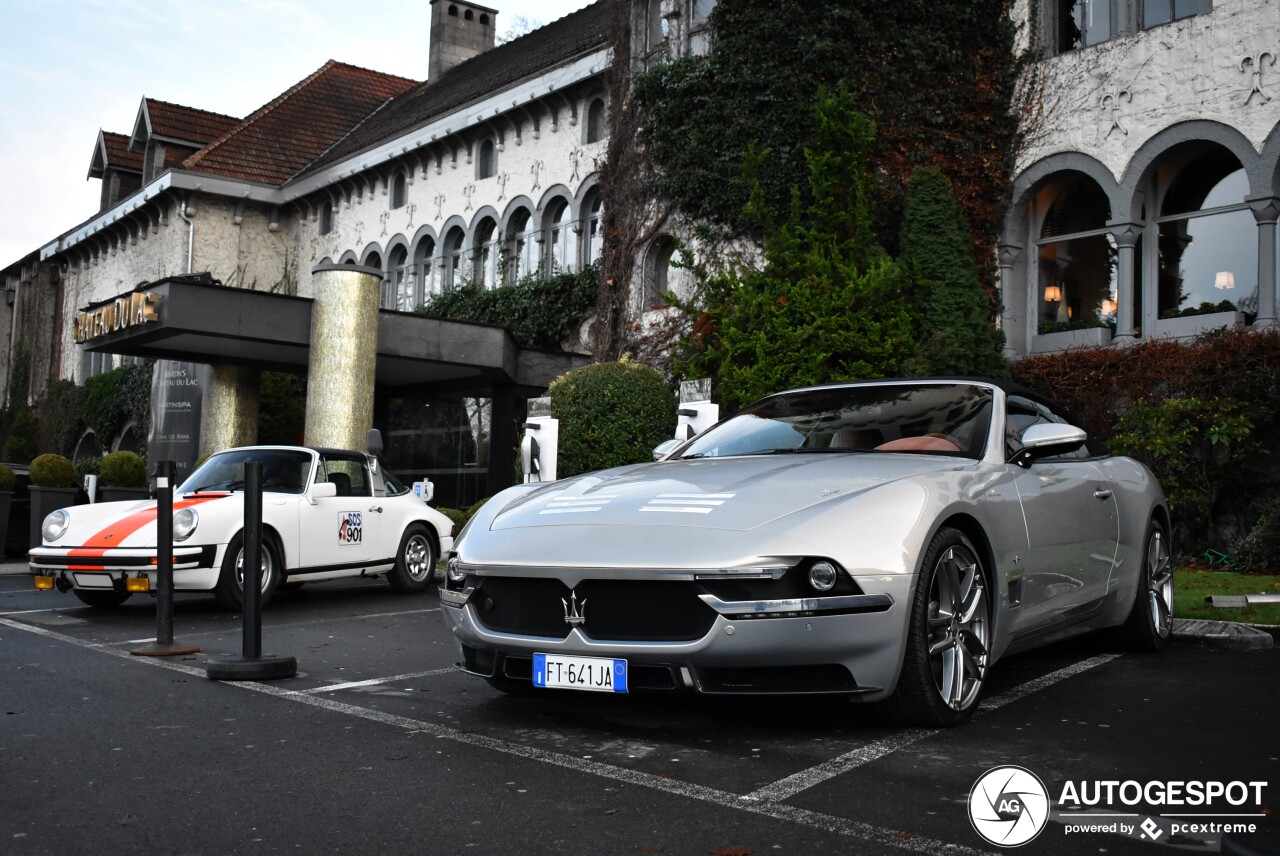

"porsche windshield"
[679, 384, 993, 460]
[180, 449, 314, 495]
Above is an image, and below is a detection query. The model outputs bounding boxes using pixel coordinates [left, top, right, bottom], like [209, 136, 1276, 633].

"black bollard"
[132, 461, 199, 657]
[206, 459, 297, 681]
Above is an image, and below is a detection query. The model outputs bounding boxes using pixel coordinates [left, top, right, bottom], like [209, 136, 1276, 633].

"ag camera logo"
[969, 766, 1051, 847]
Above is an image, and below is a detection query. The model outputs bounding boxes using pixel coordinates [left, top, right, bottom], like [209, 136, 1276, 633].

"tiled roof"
[139, 99, 240, 147]
[182, 61, 417, 186]
[296, 0, 612, 179]
[90, 131, 145, 178]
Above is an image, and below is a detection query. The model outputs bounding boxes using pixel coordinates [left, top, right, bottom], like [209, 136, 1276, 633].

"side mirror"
[310, 481, 338, 499]
[653, 439, 682, 461]
[1011, 422, 1088, 467]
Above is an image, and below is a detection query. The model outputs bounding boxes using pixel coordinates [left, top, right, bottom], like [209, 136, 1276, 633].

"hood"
[57, 493, 230, 548]
[488, 454, 969, 533]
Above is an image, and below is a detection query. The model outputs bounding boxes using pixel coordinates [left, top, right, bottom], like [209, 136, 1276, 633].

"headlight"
[172, 508, 199, 542]
[807, 560, 839, 593]
[41, 510, 69, 543]
[446, 556, 466, 584]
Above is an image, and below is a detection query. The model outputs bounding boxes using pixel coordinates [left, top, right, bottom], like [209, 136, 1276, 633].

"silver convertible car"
[440, 379, 1171, 726]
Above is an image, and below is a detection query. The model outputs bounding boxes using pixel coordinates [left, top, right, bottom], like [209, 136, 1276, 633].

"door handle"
[1093, 488, 1112, 500]
[369, 506, 383, 513]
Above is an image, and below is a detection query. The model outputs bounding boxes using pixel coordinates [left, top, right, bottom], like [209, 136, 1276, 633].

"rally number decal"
[338, 511, 363, 545]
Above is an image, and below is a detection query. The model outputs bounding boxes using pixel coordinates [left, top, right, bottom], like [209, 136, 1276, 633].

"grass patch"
[1174, 568, 1280, 625]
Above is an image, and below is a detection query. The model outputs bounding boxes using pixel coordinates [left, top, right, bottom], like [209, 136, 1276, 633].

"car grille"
[472, 577, 717, 642]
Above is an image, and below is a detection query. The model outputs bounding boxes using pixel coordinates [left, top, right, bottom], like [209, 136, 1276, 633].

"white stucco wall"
[1014, 0, 1280, 179]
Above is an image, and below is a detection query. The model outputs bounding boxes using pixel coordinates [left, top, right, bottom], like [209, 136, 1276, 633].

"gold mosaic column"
[200, 364, 260, 455]
[304, 263, 382, 450]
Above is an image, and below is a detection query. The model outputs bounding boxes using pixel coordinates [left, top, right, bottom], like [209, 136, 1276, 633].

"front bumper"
[30, 544, 222, 591]
[441, 574, 913, 700]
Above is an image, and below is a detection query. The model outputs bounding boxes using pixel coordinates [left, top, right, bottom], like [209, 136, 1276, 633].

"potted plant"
[28, 453, 81, 550]
[98, 451, 149, 502]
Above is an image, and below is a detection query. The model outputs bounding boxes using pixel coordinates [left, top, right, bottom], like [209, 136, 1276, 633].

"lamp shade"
[1043, 285, 1063, 302]
[1214, 271, 1235, 290]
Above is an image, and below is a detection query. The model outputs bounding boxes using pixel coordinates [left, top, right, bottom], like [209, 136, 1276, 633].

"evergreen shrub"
[0, 464, 15, 492]
[30, 454, 78, 488]
[99, 451, 148, 488]
[549, 359, 677, 478]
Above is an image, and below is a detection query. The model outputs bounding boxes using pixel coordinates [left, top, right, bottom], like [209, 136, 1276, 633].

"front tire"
[73, 589, 132, 608]
[213, 532, 281, 611]
[1120, 519, 1174, 652]
[388, 524, 436, 593]
[884, 527, 991, 727]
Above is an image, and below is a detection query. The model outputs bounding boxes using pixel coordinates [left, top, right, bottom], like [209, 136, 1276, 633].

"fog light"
[807, 561, 839, 592]
[33, 575, 54, 591]
[125, 576, 151, 593]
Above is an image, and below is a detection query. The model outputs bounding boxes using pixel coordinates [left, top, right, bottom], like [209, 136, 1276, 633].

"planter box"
[1032, 326, 1112, 354]
[100, 486, 150, 503]
[29, 486, 81, 551]
[1156, 311, 1246, 340]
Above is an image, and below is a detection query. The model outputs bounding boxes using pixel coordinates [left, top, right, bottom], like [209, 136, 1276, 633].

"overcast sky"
[0, 0, 597, 268]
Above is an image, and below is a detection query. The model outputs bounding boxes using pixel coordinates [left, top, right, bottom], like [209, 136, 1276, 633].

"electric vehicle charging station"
[521, 397, 558, 483]
[675, 378, 718, 441]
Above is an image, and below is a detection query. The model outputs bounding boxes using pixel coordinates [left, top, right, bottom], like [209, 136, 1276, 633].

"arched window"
[473, 218, 498, 288]
[319, 200, 333, 235]
[1155, 147, 1255, 321]
[448, 4, 458, 16]
[442, 227, 465, 292]
[414, 236, 437, 299]
[642, 235, 692, 310]
[507, 208, 537, 283]
[585, 99, 607, 144]
[545, 199, 576, 275]
[390, 172, 408, 209]
[387, 245, 412, 310]
[1034, 174, 1115, 335]
[477, 139, 497, 180]
[582, 189, 603, 266]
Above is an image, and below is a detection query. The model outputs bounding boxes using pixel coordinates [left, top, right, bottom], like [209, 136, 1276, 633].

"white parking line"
[300, 668, 455, 693]
[746, 653, 1122, 802]
[1, 616, 999, 856]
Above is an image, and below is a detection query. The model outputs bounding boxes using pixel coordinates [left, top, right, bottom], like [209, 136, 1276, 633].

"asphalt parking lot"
[2, 567, 1277, 856]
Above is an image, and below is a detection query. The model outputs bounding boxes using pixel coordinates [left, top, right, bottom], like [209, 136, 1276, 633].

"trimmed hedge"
[0, 463, 15, 492]
[100, 450, 147, 488]
[1012, 328, 1280, 560]
[30, 453, 78, 488]
[549, 360, 677, 479]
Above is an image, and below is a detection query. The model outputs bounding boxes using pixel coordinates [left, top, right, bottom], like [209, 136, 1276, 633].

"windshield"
[677, 383, 993, 460]
[179, 449, 314, 495]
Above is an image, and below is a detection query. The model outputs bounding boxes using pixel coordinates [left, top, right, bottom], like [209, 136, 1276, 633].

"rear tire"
[213, 532, 281, 611]
[1120, 519, 1174, 652]
[73, 589, 131, 608]
[883, 527, 990, 727]
[387, 524, 435, 593]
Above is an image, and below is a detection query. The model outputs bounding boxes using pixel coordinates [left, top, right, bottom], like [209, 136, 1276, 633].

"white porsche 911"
[30, 444, 454, 610]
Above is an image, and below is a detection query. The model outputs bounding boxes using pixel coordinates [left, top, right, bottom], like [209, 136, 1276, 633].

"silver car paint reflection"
[441, 379, 1166, 703]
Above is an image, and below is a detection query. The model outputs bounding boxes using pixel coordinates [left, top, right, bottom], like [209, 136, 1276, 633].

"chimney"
[429, 0, 498, 80]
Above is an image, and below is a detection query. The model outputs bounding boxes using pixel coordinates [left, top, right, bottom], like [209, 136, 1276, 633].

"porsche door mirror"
[1011, 422, 1087, 467]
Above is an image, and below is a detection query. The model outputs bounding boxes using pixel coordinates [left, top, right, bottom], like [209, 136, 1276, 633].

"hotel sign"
[73, 291, 160, 343]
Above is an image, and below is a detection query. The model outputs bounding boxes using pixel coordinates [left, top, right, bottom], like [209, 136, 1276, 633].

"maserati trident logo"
[562, 590, 587, 627]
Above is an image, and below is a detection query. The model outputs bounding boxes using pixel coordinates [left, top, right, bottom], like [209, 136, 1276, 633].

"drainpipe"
[178, 197, 195, 274]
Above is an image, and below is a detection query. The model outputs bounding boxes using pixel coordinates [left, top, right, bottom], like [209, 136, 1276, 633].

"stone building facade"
[1002, 0, 1280, 354]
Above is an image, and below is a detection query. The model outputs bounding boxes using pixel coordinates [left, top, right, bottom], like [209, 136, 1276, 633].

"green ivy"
[39, 380, 87, 457]
[83, 364, 152, 453]
[416, 265, 598, 351]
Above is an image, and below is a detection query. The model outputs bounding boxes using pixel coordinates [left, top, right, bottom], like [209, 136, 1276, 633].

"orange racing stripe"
[66, 494, 227, 561]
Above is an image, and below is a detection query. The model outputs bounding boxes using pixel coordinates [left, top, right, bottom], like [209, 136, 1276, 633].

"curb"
[1172, 617, 1275, 650]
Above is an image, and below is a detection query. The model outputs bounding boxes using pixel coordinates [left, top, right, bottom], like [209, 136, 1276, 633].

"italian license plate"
[533, 653, 628, 693]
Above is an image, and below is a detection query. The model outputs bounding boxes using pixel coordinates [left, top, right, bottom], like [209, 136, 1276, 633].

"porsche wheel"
[214, 532, 281, 611]
[73, 589, 132, 608]
[886, 527, 990, 727]
[1120, 519, 1173, 652]
[388, 524, 435, 593]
